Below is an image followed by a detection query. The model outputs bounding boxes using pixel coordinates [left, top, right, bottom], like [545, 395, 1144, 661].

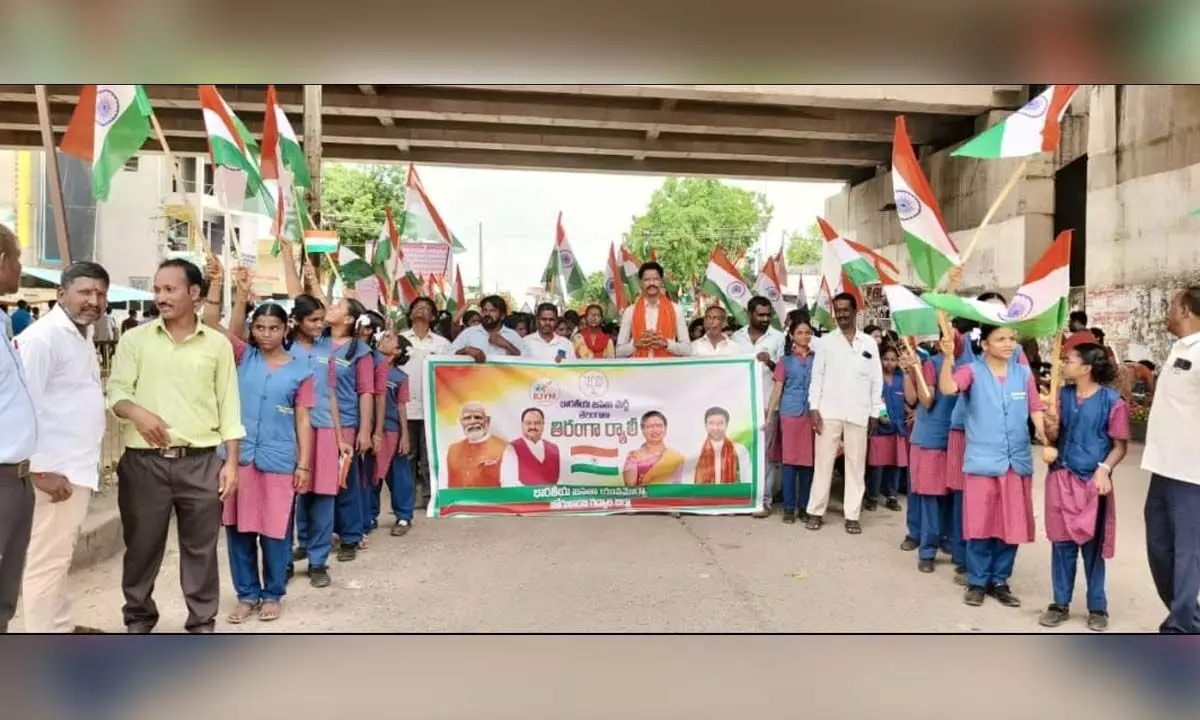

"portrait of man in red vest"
[500, 407, 568, 487]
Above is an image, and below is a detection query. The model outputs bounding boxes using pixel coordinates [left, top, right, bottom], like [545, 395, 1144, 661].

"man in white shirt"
[806, 292, 882, 534]
[1142, 286, 1200, 634]
[526, 303, 575, 362]
[0, 224, 37, 633]
[401, 297, 452, 506]
[450, 295, 528, 361]
[732, 296, 786, 516]
[16, 261, 109, 632]
[500, 407, 569, 487]
[691, 305, 739, 357]
[616, 262, 691, 358]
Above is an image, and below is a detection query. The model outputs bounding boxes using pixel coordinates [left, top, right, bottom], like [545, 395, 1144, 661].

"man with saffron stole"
[616, 262, 691, 359]
[622, 411, 685, 485]
[692, 407, 751, 485]
[445, 402, 507, 489]
[574, 303, 615, 359]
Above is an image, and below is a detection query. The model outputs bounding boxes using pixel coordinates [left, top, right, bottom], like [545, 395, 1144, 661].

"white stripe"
[892, 167, 959, 262]
[999, 86, 1055, 158]
[1015, 264, 1069, 316]
[202, 108, 242, 150]
[93, 85, 139, 170]
[275, 106, 300, 144]
[705, 262, 748, 308]
[882, 284, 927, 313]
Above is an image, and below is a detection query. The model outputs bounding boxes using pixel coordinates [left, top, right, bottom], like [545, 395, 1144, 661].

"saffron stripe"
[570, 445, 619, 457]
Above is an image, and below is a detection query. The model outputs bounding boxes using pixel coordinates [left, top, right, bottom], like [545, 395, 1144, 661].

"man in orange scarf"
[692, 407, 750, 485]
[616, 262, 691, 359]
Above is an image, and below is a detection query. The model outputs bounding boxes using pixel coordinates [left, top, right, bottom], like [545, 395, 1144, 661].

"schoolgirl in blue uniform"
[900, 334, 954, 573]
[865, 344, 909, 513]
[765, 316, 818, 524]
[373, 332, 416, 536]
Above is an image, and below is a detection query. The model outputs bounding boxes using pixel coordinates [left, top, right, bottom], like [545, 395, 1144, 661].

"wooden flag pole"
[148, 109, 209, 256]
[904, 336, 932, 399]
[948, 156, 1031, 289]
[1042, 331, 1066, 464]
[34, 85, 72, 265]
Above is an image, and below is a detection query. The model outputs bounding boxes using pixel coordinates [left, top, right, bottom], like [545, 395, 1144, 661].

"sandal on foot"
[226, 600, 259, 624]
[805, 516, 823, 531]
[844, 520, 862, 535]
[258, 601, 282, 622]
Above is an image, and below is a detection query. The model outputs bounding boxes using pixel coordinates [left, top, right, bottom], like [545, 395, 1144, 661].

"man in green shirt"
[107, 258, 244, 634]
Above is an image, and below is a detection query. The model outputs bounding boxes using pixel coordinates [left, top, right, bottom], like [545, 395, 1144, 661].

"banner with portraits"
[425, 356, 765, 517]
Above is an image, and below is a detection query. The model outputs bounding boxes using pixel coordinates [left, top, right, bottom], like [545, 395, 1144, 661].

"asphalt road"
[33, 446, 1168, 633]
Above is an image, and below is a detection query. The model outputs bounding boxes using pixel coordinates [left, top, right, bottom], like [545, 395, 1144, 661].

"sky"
[411, 165, 844, 299]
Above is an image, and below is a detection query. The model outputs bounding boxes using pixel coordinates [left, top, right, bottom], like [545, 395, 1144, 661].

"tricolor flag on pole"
[882, 282, 940, 338]
[381, 207, 422, 307]
[59, 85, 153, 201]
[604, 242, 629, 314]
[754, 256, 788, 329]
[810, 277, 836, 332]
[401, 165, 466, 255]
[952, 86, 1079, 159]
[893, 116, 961, 289]
[198, 85, 269, 212]
[922, 230, 1072, 338]
[552, 212, 587, 297]
[700, 246, 751, 324]
[817, 217, 880, 287]
[448, 266, 467, 315]
[261, 85, 312, 247]
[620, 244, 642, 299]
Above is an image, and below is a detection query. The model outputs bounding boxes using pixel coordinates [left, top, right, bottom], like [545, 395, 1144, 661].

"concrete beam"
[0, 104, 891, 167]
[0, 129, 860, 182]
[0, 85, 946, 143]
[440, 84, 1029, 115]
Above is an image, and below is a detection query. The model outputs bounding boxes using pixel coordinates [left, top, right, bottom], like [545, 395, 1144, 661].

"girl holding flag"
[1039, 343, 1128, 631]
[938, 324, 1048, 608]
[373, 332, 417, 536]
[900, 334, 953, 574]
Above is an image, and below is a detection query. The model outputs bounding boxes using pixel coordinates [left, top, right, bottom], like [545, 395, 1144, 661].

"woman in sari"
[573, 304, 615, 359]
[622, 411, 685, 486]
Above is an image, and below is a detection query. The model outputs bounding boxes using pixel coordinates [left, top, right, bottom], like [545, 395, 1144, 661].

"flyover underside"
[0, 85, 1018, 181]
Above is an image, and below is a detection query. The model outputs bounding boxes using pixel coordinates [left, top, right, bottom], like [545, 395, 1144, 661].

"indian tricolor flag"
[922, 230, 1072, 338]
[198, 85, 267, 208]
[817, 217, 879, 287]
[700, 246, 751, 324]
[401, 165, 466, 253]
[893, 116, 961, 288]
[811, 277, 835, 331]
[754, 256, 788, 329]
[448, 266, 466, 315]
[261, 85, 312, 247]
[604, 242, 629, 313]
[953, 86, 1079, 159]
[553, 212, 587, 296]
[620, 244, 642, 298]
[883, 282, 939, 338]
[59, 85, 152, 201]
[570, 445, 620, 477]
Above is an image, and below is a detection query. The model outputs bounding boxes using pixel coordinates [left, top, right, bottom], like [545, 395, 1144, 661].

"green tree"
[625, 178, 772, 295]
[320, 164, 406, 256]
[786, 223, 822, 268]
[574, 270, 610, 308]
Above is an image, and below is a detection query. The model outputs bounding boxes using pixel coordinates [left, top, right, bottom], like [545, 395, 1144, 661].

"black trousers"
[1144, 474, 1200, 633]
[0, 464, 33, 633]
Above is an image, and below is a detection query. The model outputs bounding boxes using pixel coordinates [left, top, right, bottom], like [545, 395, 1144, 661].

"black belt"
[127, 447, 216, 459]
[0, 460, 31, 478]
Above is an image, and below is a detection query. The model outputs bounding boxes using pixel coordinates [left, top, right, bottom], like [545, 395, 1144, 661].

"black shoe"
[863, 498, 878, 512]
[1087, 611, 1109, 632]
[309, 566, 331, 588]
[954, 566, 968, 586]
[187, 623, 215, 634]
[391, 520, 412, 537]
[1038, 604, 1070, 628]
[337, 543, 357, 563]
[918, 559, 935, 573]
[939, 540, 953, 556]
[782, 510, 796, 524]
[988, 584, 1021, 608]
[885, 497, 902, 512]
[292, 547, 306, 562]
[126, 622, 154, 634]
[798, 510, 810, 522]
[964, 586, 986, 607]
[900, 536, 919, 552]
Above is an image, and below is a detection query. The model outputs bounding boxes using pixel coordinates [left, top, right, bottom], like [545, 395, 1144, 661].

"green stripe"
[92, 89, 152, 201]
[891, 306, 940, 337]
[903, 231, 956, 288]
[951, 121, 1005, 158]
[1012, 298, 1069, 339]
[436, 483, 752, 506]
[280, 137, 312, 189]
[570, 464, 620, 476]
[842, 257, 879, 287]
[209, 135, 265, 196]
[699, 278, 749, 324]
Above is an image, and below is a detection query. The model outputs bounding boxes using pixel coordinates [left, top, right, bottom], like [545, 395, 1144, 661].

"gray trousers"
[0, 465, 34, 633]
[118, 449, 222, 632]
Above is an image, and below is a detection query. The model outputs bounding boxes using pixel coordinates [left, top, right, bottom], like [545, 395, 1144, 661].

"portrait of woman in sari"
[622, 411, 685, 486]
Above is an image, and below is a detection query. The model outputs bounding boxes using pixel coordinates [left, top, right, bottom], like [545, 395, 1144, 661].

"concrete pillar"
[303, 85, 323, 225]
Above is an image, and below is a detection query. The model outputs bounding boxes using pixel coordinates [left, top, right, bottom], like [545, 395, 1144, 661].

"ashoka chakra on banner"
[894, 189, 922, 221]
[96, 89, 121, 127]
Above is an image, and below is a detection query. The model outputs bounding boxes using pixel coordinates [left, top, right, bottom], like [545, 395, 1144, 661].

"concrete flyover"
[0, 84, 1026, 181]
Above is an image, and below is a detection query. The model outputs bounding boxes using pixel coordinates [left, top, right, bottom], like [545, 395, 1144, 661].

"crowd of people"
[1, 220, 1199, 634]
